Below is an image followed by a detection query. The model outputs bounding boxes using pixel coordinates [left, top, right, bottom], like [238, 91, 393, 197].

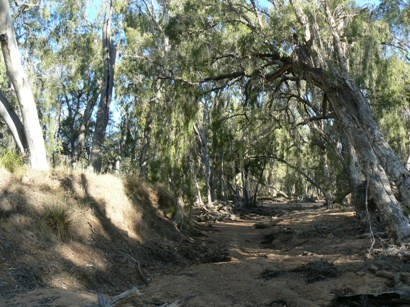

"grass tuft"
[42, 205, 73, 242]
[0, 149, 25, 174]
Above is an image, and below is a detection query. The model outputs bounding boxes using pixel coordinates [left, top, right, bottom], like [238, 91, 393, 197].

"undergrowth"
[0, 149, 25, 174]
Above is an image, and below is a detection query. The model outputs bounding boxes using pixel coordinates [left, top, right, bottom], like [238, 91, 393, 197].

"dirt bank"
[3, 202, 410, 306]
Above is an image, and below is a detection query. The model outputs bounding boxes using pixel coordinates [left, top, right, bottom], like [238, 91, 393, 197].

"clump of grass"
[42, 205, 73, 242]
[0, 149, 25, 174]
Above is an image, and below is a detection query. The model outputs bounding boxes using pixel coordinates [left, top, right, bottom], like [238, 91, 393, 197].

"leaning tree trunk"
[0, 0, 49, 170]
[288, 0, 410, 241]
[0, 90, 27, 154]
[319, 74, 410, 210]
[90, 1, 116, 173]
[309, 70, 410, 241]
[321, 0, 410, 211]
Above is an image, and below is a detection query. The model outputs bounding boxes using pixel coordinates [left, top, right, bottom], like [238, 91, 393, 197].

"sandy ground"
[2, 202, 410, 307]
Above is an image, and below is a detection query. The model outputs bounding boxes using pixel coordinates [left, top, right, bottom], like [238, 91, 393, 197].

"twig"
[130, 256, 150, 285]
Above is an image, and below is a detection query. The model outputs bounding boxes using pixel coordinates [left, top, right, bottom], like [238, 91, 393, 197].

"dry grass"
[0, 167, 188, 296]
[42, 204, 73, 242]
[0, 167, 14, 193]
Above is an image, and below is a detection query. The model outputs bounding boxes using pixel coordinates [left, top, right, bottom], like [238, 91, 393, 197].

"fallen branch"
[97, 286, 141, 307]
[98, 293, 111, 307]
[111, 287, 141, 306]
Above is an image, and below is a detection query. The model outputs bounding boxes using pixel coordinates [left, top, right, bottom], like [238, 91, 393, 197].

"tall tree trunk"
[194, 102, 213, 206]
[202, 102, 213, 205]
[90, 1, 116, 172]
[0, 0, 49, 170]
[73, 93, 99, 168]
[241, 164, 251, 207]
[0, 90, 27, 154]
[323, 0, 410, 211]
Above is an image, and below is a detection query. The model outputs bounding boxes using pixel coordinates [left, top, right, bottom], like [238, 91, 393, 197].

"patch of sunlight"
[217, 221, 256, 228]
[49, 272, 83, 289]
[57, 242, 107, 270]
[78, 173, 142, 240]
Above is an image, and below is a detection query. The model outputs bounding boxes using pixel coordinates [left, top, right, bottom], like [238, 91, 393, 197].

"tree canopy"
[1, 0, 410, 240]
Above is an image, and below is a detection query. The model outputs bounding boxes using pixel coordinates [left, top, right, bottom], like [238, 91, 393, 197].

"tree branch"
[0, 90, 27, 154]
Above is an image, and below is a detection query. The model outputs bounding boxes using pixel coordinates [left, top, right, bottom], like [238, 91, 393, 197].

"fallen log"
[97, 286, 141, 307]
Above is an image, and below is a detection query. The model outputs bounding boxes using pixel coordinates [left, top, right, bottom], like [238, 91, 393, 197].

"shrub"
[42, 205, 73, 242]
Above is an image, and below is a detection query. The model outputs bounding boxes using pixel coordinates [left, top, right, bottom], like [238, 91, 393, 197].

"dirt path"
[3, 203, 410, 306]
[137, 203, 398, 307]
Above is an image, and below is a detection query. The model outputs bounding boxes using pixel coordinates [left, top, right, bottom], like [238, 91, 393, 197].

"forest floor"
[1, 170, 410, 306]
[128, 202, 410, 306]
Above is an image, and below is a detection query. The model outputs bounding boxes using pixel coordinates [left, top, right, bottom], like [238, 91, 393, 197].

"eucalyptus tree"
[117, 0, 163, 177]
[0, 0, 49, 170]
[90, 0, 117, 173]
[118, 0, 201, 190]
[372, 0, 410, 172]
[160, 0, 410, 241]
[22, 0, 104, 168]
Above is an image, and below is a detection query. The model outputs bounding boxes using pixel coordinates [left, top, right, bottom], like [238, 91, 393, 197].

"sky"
[356, 0, 380, 6]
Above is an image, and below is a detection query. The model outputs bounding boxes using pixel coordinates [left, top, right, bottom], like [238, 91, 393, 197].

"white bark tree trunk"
[194, 102, 214, 206]
[0, 0, 49, 170]
[0, 90, 27, 154]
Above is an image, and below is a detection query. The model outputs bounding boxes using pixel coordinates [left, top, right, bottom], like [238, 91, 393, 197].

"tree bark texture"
[0, 90, 27, 154]
[73, 93, 99, 168]
[307, 70, 410, 241]
[139, 111, 152, 179]
[288, 1, 410, 241]
[339, 128, 365, 215]
[194, 103, 214, 206]
[0, 0, 49, 170]
[90, 2, 116, 172]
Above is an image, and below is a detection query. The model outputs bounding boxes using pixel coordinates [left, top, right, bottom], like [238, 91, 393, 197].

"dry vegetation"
[2, 167, 410, 306]
[0, 167, 197, 300]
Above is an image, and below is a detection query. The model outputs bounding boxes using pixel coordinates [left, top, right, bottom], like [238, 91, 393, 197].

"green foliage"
[0, 150, 26, 173]
[6, 0, 410, 206]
